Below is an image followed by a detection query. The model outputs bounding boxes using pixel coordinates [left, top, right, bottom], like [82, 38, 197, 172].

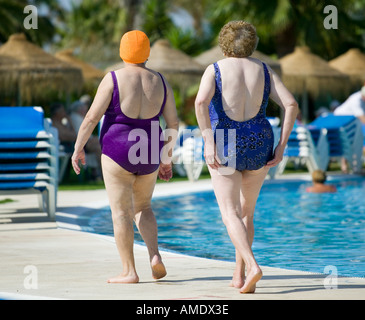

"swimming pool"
[79, 176, 365, 278]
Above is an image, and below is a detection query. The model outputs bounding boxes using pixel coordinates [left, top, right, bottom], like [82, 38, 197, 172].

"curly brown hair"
[218, 21, 258, 58]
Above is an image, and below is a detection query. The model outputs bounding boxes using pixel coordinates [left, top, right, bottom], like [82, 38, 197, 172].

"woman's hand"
[159, 162, 173, 181]
[204, 141, 221, 170]
[71, 149, 86, 175]
[266, 144, 285, 168]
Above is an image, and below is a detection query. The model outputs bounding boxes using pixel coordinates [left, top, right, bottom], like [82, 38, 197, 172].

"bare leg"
[133, 170, 167, 280]
[209, 167, 263, 293]
[102, 155, 139, 283]
[231, 249, 245, 288]
[231, 167, 269, 292]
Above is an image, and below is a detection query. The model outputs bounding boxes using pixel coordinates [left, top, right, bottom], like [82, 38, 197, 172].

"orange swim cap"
[119, 30, 150, 64]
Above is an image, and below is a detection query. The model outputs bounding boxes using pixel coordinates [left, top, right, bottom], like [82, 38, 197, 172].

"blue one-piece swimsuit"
[208, 62, 274, 171]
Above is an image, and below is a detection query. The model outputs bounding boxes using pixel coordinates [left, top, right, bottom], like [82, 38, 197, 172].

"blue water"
[83, 177, 365, 278]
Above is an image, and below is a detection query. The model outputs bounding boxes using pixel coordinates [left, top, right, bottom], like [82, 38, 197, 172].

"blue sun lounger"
[172, 125, 205, 182]
[269, 119, 330, 177]
[0, 107, 59, 220]
[308, 114, 364, 173]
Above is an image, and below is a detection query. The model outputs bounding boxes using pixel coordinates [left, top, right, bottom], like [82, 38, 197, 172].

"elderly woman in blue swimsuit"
[195, 21, 298, 293]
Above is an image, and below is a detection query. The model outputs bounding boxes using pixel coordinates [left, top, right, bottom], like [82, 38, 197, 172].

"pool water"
[86, 177, 365, 278]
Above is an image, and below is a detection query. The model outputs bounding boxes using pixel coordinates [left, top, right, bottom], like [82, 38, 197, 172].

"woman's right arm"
[195, 65, 221, 169]
[266, 67, 299, 168]
[71, 73, 113, 174]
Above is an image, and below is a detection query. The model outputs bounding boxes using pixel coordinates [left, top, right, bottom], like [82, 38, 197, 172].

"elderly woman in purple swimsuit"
[72, 31, 179, 283]
[195, 21, 298, 293]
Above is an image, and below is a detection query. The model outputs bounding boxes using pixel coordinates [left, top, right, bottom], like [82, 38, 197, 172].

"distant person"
[50, 102, 77, 153]
[306, 170, 337, 193]
[315, 107, 331, 118]
[70, 100, 102, 180]
[70, 100, 88, 131]
[80, 94, 92, 107]
[329, 100, 340, 113]
[71, 30, 179, 284]
[195, 21, 298, 293]
[334, 83, 365, 124]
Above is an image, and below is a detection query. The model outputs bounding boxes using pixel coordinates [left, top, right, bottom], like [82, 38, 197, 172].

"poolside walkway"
[1, 177, 364, 300]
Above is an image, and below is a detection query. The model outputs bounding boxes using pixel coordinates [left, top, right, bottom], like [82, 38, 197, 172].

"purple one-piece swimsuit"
[99, 71, 167, 175]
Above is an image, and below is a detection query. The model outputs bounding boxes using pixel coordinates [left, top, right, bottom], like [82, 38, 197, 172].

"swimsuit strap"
[110, 71, 121, 109]
[212, 62, 224, 117]
[157, 72, 167, 116]
[262, 62, 271, 107]
[213, 62, 222, 93]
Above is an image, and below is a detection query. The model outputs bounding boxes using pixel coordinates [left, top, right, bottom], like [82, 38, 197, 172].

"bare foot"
[239, 267, 262, 294]
[151, 255, 167, 280]
[229, 270, 245, 288]
[107, 273, 139, 284]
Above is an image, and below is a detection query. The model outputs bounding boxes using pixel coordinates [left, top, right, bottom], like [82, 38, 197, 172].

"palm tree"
[173, 0, 211, 37]
[0, 0, 62, 45]
[141, 0, 173, 43]
[0, 0, 25, 42]
[141, 0, 214, 55]
[124, 0, 143, 31]
[208, 0, 365, 59]
[57, 0, 128, 66]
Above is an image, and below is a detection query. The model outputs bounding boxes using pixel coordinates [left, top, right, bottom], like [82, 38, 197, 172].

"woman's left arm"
[71, 73, 113, 174]
[265, 66, 298, 168]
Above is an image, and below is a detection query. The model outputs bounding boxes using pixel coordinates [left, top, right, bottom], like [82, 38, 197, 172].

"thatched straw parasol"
[329, 48, 365, 91]
[194, 45, 282, 76]
[148, 40, 204, 77]
[0, 55, 20, 96]
[280, 46, 350, 98]
[280, 46, 350, 121]
[55, 49, 106, 94]
[55, 49, 105, 81]
[148, 40, 206, 120]
[0, 33, 83, 105]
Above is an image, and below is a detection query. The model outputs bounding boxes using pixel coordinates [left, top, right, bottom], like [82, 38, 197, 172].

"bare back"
[115, 66, 165, 119]
[218, 57, 265, 122]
